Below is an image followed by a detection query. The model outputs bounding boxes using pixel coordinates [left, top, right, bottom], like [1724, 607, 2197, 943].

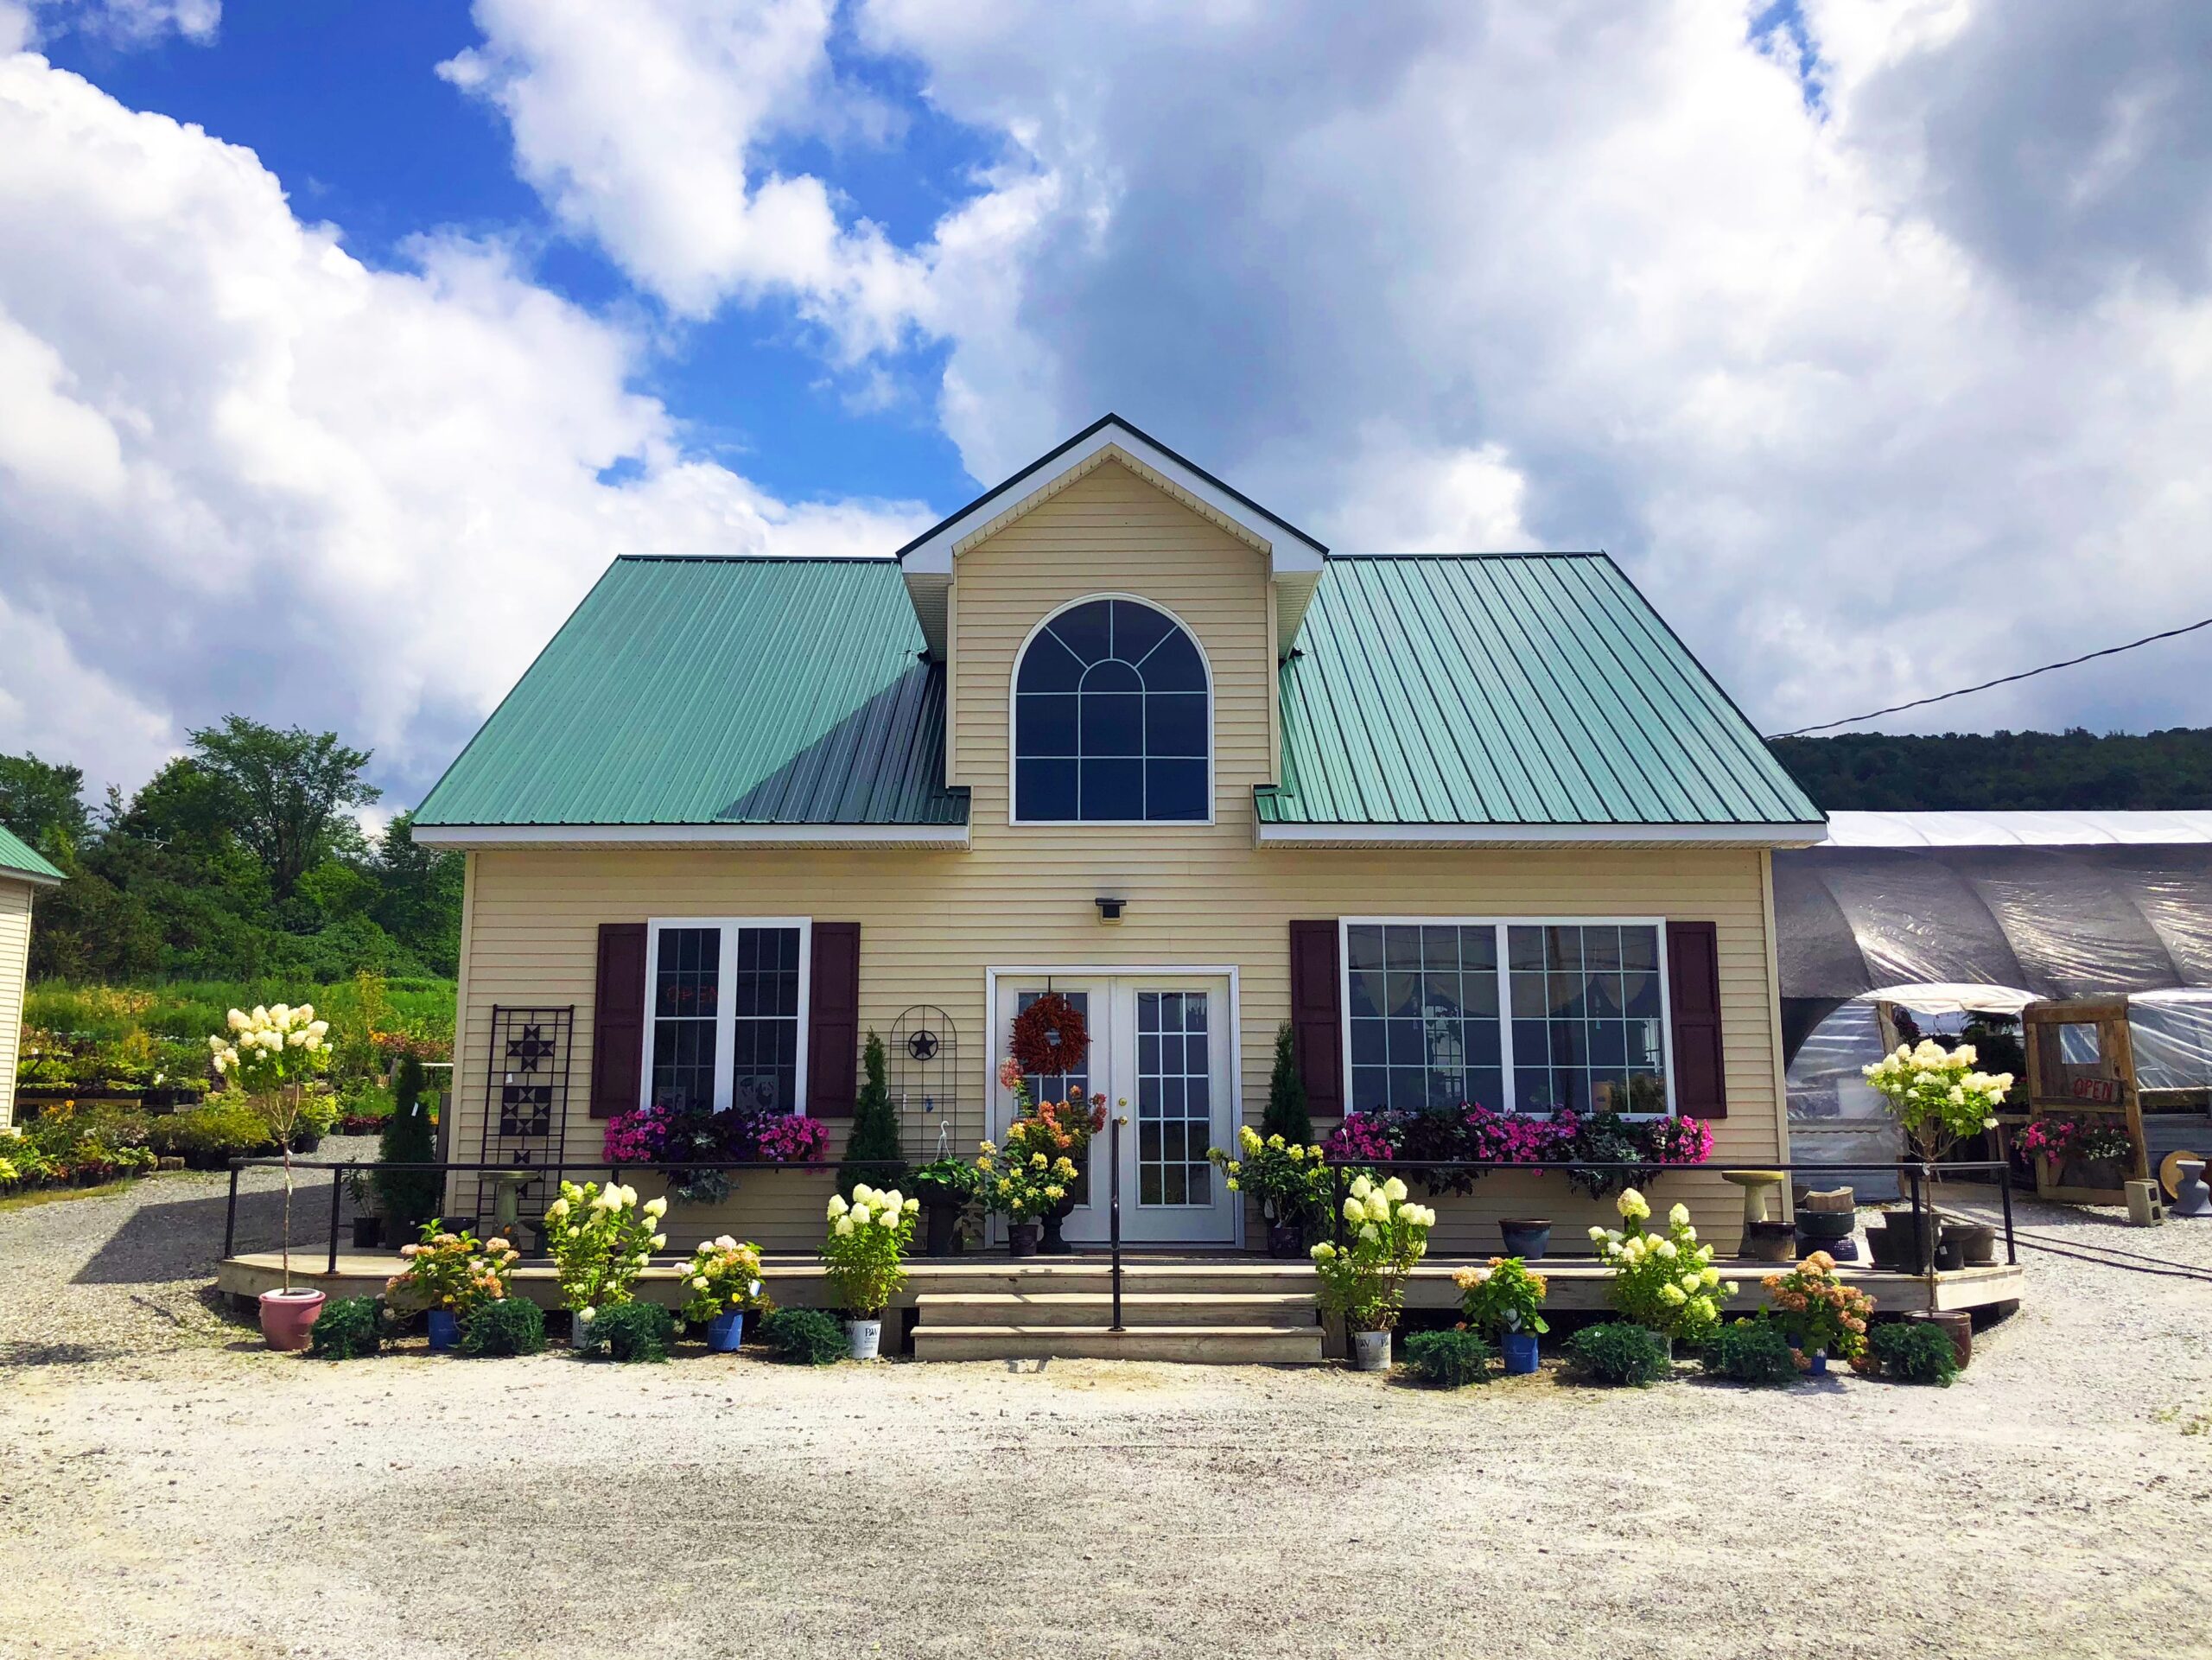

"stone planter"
[257, 1288, 325, 1352]
[1498, 1219, 1552, 1260]
[846, 1319, 883, 1362]
[1351, 1329, 1392, 1372]
[1039, 1199, 1075, 1256]
[1745, 1219, 1797, 1262]
[1941, 1223, 1997, 1266]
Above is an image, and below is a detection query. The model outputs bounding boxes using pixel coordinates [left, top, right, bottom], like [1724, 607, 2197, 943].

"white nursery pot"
[846, 1318, 883, 1361]
[1351, 1329, 1392, 1372]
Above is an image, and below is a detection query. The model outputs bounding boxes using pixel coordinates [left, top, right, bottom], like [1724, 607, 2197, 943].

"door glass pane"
[651, 926, 719, 1111]
[1136, 990, 1212, 1207]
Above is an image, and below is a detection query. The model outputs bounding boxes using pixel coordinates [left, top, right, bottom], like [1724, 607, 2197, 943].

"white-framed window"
[640, 918, 812, 1115]
[1341, 918, 1673, 1117]
[1010, 594, 1212, 824]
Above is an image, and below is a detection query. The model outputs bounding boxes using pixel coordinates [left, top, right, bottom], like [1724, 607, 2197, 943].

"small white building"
[0, 824, 62, 1132]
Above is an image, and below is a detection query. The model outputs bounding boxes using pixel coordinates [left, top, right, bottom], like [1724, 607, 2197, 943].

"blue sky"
[3, 0, 2209, 805]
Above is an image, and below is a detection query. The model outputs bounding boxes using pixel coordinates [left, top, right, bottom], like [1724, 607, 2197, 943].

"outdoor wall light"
[1095, 895, 1125, 923]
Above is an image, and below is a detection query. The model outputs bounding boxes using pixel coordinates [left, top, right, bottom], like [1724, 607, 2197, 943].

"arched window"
[1014, 596, 1210, 823]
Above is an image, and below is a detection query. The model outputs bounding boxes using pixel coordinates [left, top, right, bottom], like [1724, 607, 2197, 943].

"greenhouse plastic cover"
[1776, 820, 2212, 1002]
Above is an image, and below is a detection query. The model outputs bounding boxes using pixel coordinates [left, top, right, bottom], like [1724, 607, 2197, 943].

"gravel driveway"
[3, 1161, 2209, 1660]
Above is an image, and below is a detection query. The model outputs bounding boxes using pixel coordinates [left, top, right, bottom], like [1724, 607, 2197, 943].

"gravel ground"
[3, 1163, 2210, 1660]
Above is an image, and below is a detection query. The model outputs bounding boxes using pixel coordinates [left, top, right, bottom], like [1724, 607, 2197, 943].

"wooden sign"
[2070, 1075, 2123, 1105]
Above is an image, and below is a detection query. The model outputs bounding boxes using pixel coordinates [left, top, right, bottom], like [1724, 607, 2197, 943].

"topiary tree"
[836, 1030, 903, 1193]
[1262, 1022, 1312, 1145]
[375, 1054, 440, 1235]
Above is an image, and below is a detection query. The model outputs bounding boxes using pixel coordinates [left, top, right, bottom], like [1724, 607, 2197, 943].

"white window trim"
[640, 917, 814, 1117]
[1336, 916, 1676, 1120]
[1007, 592, 1217, 828]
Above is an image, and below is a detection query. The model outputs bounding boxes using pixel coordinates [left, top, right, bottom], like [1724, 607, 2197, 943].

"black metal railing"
[1321, 1157, 2016, 1267]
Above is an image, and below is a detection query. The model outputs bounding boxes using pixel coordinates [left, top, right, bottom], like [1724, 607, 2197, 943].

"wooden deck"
[216, 1248, 2024, 1320]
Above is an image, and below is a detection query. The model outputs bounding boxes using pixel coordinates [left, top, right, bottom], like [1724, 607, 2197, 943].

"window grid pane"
[1344, 922, 1666, 1116]
[1137, 990, 1211, 1206]
[730, 926, 802, 1112]
[651, 927, 720, 1111]
[1014, 598, 1208, 822]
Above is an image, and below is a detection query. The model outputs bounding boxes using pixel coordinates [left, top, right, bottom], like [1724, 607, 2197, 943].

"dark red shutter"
[1667, 920, 1727, 1119]
[1288, 920, 1344, 1119]
[806, 922, 862, 1117]
[589, 922, 648, 1120]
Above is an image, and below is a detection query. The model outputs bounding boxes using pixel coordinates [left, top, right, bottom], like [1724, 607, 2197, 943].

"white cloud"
[438, 0, 931, 353]
[841, 0, 2212, 737]
[3, 0, 219, 52]
[0, 47, 930, 800]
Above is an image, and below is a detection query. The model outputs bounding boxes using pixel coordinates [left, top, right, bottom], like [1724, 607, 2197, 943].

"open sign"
[2070, 1076, 2123, 1105]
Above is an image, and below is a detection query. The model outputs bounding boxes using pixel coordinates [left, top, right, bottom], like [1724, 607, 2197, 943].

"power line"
[1768, 614, 2212, 739]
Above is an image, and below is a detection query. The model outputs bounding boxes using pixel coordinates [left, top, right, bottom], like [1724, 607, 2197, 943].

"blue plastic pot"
[1500, 1331, 1540, 1375]
[427, 1309, 459, 1352]
[1807, 1349, 1829, 1377]
[706, 1310, 745, 1352]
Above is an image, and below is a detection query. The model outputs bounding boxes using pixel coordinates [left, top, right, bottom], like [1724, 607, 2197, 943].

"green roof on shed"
[0, 821, 64, 883]
[414, 557, 966, 828]
[1259, 555, 1821, 827]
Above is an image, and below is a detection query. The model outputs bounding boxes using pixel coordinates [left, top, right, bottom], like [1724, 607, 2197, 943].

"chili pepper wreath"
[1009, 991, 1089, 1078]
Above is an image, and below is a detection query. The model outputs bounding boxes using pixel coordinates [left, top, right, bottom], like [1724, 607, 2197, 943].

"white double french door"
[990, 973, 1237, 1244]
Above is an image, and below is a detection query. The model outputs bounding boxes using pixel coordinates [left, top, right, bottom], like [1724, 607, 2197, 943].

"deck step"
[915, 1292, 1317, 1328]
[912, 1323, 1326, 1364]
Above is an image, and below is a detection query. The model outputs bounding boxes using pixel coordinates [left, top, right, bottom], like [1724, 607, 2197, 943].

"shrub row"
[1396, 1315, 1961, 1390]
[306, 1296, 855, 1365]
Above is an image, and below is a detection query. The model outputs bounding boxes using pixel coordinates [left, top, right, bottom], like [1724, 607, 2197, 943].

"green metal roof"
[0, 821, 64, 883]
[414, 557, 967, 828]
[1259, 555, 1823, 828]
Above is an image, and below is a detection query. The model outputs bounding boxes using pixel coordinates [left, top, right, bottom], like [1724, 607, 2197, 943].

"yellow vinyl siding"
[0, 880, 30, 1130]
[451, 462, 1790, 1250]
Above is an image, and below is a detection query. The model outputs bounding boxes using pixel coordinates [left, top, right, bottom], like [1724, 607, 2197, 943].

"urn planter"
[257, 1288, 325, 1352]
[1498, 1219, 1552, 1261]
[1039, 1199, 1075, 1256]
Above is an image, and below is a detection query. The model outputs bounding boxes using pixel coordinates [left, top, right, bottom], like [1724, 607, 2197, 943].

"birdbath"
[1721, 1169, 1789, 1228]
[486, 1170, 536, 1249]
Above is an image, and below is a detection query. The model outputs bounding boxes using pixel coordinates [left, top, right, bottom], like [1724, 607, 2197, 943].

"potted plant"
[910, 1156, 976, 1256]
[346, 1167, 384, 1249]
[384, 1220, 520, 1350]
[823, 1183, 918, 1358]
[1761, 1251, 1873, 1375]
[542, 1179, 666, 1351]
[1589, 1188, 1736, 1359]
[679, 1236, 766, 1352]
[1309, 1174, 1437, 1371]
[1453, 1256, 1549, 1374]
[975, 1132, 1077, 1256]
[1862, 1040, 2012, 1268]
[1207, 1124, 1330, 1257]
[208, 1002, 334, 1350]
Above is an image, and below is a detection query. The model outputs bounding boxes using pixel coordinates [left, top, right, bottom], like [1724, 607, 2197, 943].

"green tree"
[375, 1054, 441, 1234]
[836, 1030, 905, 1193]
[0, 751, 91, 850]
[188, 716, 379, 906]
[1262, 1022, 1313, 1144]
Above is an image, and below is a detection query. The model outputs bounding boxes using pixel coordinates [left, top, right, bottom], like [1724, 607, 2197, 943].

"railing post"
[1998, 1154, 2017, 1266]
[1109, 1113, 1124, 1332]
[223, 1162, 239, 1259]
[327, 1163, 345, 1275]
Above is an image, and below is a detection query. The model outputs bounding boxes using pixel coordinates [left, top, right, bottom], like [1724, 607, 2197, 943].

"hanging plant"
[1009, 992, 1089, 1078]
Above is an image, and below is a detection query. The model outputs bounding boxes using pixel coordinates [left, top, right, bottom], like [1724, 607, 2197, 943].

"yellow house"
[413, 417, 1825, 1262]
[0, 824, 62, 1133]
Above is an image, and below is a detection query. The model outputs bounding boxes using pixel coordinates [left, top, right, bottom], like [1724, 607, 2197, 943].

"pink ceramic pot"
[259, 1288, 326, 1352]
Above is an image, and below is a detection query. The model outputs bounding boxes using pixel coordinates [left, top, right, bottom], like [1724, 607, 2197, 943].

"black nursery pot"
[350, 1215, 384, 1250]
[1266, 1221, 1305, 1259]
[1796, 1210, 1857, 1242]
[923, 1201, 959, 1257]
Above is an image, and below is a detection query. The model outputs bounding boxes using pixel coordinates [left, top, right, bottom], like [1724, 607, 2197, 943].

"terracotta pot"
[258, 1288, 325, 1352]
[1907, 1310, 1972, 1370]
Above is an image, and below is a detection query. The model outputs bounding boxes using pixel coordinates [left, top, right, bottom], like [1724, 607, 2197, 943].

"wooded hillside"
[1770, 728, 2212, 812]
